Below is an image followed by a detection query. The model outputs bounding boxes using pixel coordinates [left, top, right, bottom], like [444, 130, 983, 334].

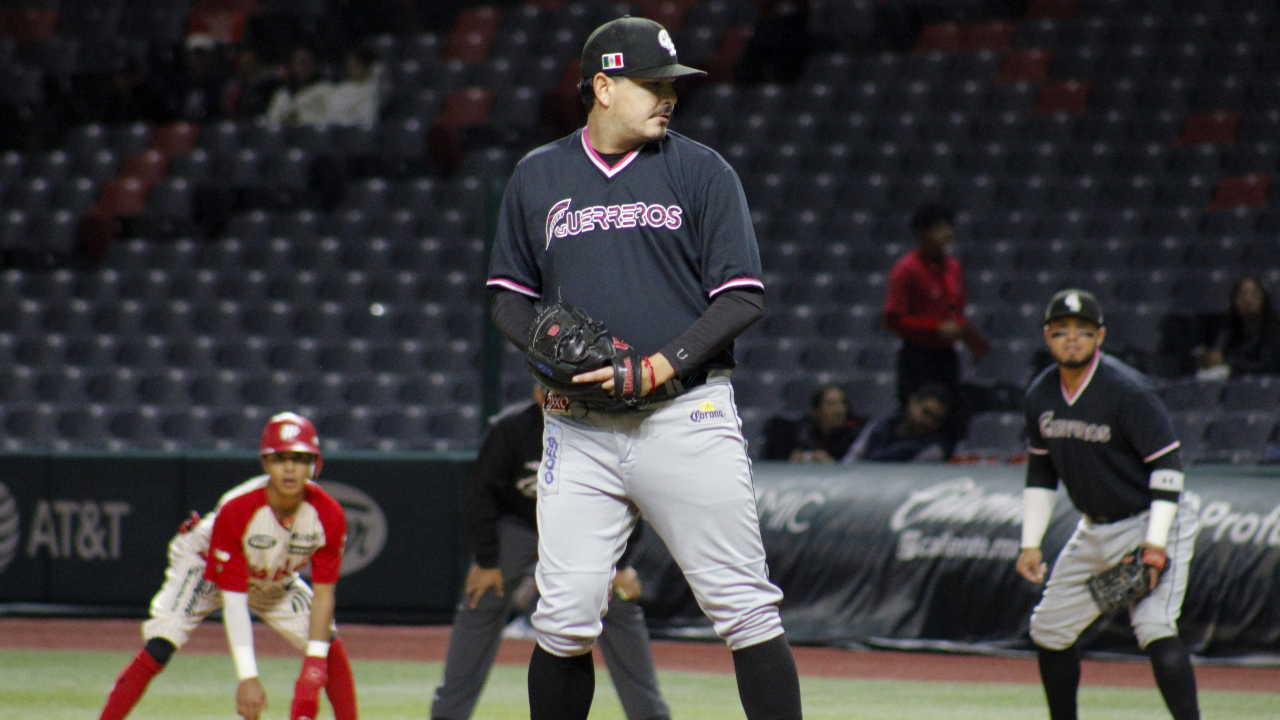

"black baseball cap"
[1044, 289, 1104, 326]
[580, 16, 707, 79]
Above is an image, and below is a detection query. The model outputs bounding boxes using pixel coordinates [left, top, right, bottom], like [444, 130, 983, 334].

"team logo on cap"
[602, 52, 624, 70]
[657, 29, 677, 57]
[1065, 293, 1082, 312]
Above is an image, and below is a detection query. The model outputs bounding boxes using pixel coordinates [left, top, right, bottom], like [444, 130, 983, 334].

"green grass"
[2, 649, 1275, 719]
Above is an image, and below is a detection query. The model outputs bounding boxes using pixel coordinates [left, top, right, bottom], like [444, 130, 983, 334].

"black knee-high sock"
[1146, 637, 1200, 720]
[732, 635, 803, 720]
[528, 644, 595, 720]
[1037, 646, 1080, 720]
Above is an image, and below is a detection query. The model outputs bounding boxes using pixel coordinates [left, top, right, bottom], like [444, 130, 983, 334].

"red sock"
[100, 649, 163, 720]
[325, 637, 358, 720]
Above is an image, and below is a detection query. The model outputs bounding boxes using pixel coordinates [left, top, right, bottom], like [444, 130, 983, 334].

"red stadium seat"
[150, 123, 200, 158]
[998, 49, 1054, 84]
[91, 177, 150, 218]
[1025, 0, 1079, 20]
[442, 6, 501, 63]
[914, 21, 1015, 54]
[1176, 111, 1242, 147]
[0, 9, 57, 41]
[914, 23, 962, 54]
[118, 149, 169, 191]
[1207, 174, 1274, 211]
[187, 9, 248, 43]
[962, 21, 1015, 52]
[1036, 80, 1091, 114]
[435, 88, 494, 131]
[636, 0, 695, 33]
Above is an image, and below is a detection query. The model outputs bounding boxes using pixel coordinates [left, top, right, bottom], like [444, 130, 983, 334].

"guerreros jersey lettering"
[205, 481, 346, 593]
[1024, 352, 1181, 518]
[487, 129, 763, 365]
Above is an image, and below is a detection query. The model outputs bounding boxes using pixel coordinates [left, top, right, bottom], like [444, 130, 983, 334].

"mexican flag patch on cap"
[602, 52, 624, 70]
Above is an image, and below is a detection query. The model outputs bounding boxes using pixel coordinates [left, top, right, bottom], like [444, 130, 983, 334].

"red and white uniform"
[142, 477, 345, 652]
[205, 481, 346, 595]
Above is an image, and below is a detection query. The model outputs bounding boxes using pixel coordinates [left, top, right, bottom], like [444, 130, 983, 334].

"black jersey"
[486, 128, 763, 369]
[466, 400, 643, 568]
[1023, 352, 1181, 519]
[466, 402, 543, 568]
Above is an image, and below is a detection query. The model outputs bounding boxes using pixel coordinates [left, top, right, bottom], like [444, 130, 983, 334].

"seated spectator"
[848, 384, 956, 462]
[222, 47, 282, 120]
[761, 385, 865, 462]
[265, 47, 332, 126]
[326, 46, 388, 127]
[1196, 277, 1280, 380]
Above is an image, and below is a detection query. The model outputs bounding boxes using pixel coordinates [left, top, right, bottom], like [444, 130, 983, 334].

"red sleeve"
[305, 485, 347, 585]
[204, 490, 264, 592]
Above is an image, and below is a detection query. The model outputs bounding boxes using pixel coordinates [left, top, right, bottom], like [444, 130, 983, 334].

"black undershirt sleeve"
[491, 289, 539, 350]
[466, 420, 516, 568]
[1145, 447, 1184, 503]
[658, 288, 764, 377]
[1025, 453, 1059, 491]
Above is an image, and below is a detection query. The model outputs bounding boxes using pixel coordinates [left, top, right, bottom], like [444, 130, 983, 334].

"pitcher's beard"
[1059, 356, 1092, 369]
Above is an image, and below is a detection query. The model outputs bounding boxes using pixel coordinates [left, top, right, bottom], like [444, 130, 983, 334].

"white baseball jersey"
[205, 481, 346, 593]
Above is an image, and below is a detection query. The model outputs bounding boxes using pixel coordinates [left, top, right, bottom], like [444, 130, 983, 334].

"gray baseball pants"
[1031, 497, 1200, 650]
[430, 516, 669, 720]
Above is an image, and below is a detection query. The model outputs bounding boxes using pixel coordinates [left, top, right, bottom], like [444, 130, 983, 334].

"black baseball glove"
[526, 300, 644, 410]
[1086, 545, 1166, 614]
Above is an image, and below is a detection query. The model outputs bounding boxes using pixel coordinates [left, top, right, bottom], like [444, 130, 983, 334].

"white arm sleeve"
[1146, 499, 1179, 548]
[1022, 488, 1057, 549]
[222, 590, 257, 680]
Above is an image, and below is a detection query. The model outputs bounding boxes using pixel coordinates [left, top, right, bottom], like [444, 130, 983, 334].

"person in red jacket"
[883, 204, 989, 405]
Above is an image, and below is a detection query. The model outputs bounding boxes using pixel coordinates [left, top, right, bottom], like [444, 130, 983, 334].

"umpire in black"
[430, 386, 670, 720]
[1016, 290, 1200, 720]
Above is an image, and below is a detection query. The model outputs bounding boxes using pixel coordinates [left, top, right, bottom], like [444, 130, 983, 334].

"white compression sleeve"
[1022, 488, 1057, 548]
[222, 590, 257, 680]
[1146, 499, 1179, 548]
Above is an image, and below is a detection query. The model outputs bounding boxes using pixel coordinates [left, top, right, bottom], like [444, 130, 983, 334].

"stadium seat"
[1200, 412, 1276, 464]
[1220, 376, 1280, 412]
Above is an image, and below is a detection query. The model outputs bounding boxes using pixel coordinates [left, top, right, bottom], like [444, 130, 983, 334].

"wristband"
[1145, 499, 1178, 548]
[1021, 488, 1057, 549]
[306, 640, 331, 658]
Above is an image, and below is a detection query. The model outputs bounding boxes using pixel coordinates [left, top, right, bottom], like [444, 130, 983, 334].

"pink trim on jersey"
[1027, 445, 1050, 455]
[1144, 440, 1181, 463]
[580, 129, 640, 178]
[708, 277, 765, 297]
[1060, 351, 1100, 407]
[487, 277, 541, 298]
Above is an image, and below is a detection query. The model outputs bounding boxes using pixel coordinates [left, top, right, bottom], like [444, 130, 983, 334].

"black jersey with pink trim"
[487, 128, 762, 365]
[1023, 352, 1181, 518]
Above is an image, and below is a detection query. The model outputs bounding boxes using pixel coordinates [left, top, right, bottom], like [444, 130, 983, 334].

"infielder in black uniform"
[1017, 290, 1201, 720]
[486, 16, 803, 720]
[431, 387, 670, 720]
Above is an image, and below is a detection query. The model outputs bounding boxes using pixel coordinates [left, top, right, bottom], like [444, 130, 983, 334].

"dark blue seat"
[1220, 376, 1280, 412]
[1200, 412, 1276, 464]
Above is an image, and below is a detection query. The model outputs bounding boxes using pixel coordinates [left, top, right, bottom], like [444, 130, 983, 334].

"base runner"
[98, 412, 357, 720]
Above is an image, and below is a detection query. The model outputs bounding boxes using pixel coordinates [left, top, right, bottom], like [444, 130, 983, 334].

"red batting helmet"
[259, 412, 322, 479]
